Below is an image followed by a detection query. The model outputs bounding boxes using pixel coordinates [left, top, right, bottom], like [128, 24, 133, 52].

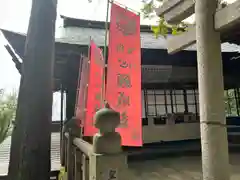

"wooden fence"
[61, 104, 130, 180]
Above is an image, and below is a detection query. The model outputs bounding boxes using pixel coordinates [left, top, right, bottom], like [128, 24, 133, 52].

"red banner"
[75, 56, 89, 127]
[106, 3, 142, 146]
[84, 40, 105, 136]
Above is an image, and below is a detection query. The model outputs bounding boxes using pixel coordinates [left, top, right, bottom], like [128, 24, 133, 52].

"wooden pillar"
[64, 135, 68, 169]
[89, 103, 128, 180]
[195, 0, 230, 179]
[67, 131, 74, 180]
[74, 148, 82, 180]
[8, 0, 57, 179]
[82, 154, 89, 180]
[64, 117, 83, 180]
[60, 131, 66, 166]
[66, 88, 76, 120]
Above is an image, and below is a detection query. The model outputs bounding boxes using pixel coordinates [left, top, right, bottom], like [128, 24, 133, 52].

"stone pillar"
[195, 0, 230, 179]
[89, 103, 128, 180]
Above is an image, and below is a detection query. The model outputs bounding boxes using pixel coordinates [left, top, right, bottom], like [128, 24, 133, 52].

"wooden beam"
[215, 0, 240, 31]
[167, 0, 240, 54]
[4, 45, 22, 74]
[167, 27, 196, 54]
[164, 0, 195, 24]
[155, 0, 183, 16]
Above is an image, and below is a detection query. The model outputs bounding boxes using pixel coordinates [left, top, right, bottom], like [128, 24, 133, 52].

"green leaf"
[142, 0, 226, 39]
[151, 25, 160, 38]
[141, 0, 155, 19]
[172, 26, 178, 35]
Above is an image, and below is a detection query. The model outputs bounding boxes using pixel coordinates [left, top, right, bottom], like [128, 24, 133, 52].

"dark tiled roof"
[59, 16, 240, 52]
[61, 15, 154, 32]
[1, 19, 240, 52]
[56, 26, 240, 52]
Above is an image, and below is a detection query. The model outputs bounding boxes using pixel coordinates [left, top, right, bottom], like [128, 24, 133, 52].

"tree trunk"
[8, 0, 57, 179]
[195, 0, 230, 180]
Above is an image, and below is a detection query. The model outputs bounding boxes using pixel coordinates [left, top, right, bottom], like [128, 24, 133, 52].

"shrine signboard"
[106, 3, 142, 146]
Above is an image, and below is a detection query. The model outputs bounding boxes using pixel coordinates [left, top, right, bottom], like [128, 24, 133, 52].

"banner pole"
[102, 0, 110, 105]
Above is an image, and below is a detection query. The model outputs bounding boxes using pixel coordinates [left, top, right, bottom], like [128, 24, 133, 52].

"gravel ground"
[1, 133, 240, 180]
[129, 154, 240, 180]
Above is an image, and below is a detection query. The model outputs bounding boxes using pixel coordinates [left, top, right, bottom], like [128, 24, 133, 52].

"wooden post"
[60, 129, 66, 166]
[64, 135, 68, 170]
[82, 154, 89, 180]
[89, 103, 128, 180]
[67, 131, 74, 180]
[62, 117, 80, 167]
[74, 148, 82, 180]
[7, 0, 57, 179]
[195, 0, 230, 179]
[60, 84, 65, 166]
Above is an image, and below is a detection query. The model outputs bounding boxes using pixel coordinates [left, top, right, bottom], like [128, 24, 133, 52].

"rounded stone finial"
[93, 102, 122, 154]
[94, 104, 120, 133]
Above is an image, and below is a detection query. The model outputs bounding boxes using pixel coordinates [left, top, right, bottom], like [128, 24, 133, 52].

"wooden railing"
[61, 104, 129, 180]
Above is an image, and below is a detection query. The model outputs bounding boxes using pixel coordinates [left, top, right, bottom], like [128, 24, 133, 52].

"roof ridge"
[60, 15, 154, 33]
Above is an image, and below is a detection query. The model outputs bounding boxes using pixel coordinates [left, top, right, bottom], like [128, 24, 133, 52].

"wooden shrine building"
[1, 15, 240, 144]
[1, 8, 240, 179]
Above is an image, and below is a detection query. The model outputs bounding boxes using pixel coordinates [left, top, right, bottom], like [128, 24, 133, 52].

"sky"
[0, 0, 238, 120]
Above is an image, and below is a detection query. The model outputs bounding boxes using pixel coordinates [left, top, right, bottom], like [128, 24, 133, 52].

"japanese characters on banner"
[75, 56, 89, 127]
[84, 40, 105, 136]
[106, 3, 142, 146]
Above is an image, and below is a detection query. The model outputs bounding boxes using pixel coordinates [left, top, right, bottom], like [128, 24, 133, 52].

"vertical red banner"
[84, 40, 105, 136]
[106, 3, 142, 146]
[75, 56, 89, 127]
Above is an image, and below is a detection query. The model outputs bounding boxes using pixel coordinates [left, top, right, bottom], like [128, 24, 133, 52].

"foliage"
[0, 89, 17, 144]
[141, 0, 189, 37]
[141, 0, 228, 38]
